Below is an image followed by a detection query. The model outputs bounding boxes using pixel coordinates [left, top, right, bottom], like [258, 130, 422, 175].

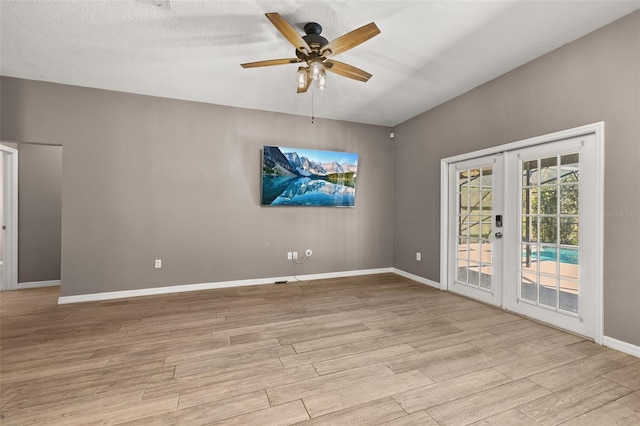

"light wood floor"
[1, 273, 639, 425]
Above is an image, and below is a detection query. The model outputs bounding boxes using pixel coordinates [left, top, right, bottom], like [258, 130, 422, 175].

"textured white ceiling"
[1, 1, 639, 126]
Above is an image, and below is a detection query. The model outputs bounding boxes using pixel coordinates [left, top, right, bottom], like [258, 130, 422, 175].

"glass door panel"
[518, 152, 580, 315]
[449, 154, 503, 307]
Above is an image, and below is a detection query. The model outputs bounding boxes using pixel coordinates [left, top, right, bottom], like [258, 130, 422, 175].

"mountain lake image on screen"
[261, 146, 359, 207]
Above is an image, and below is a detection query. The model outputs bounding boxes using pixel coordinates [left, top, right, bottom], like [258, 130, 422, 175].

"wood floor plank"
[302, 370, 433, 418]
[3, 367, 175, 411]
[560, 401, 640, 426]
[516, 376, 632, 425]
[418, 347, 519, 382]
[388, 342, 480, 374]
[492, 346, 587, 380]
[426, 378, 550, 425]
[602, 360, 640, 390]
[279, 339, 384, 369]
[208, 400, 309, 425]
[292, 328, 387, 353]
[312, 344, 418, 376]
[173, 345, 294, 378]
[394, 368, 511, 414]
[267, 363, 395, 406]
[144, 360, 302, 401]
[379, 410, 439, 426]
[0, 384, 147, 426]
[467, 408, 539, 425]
[0, 357, 110, 384]
[528, 348, 637, 391]
[505, 329, 585, 357]
[120, 390, 270, 426]
[44, 394, 179, 426]
[176, 365, 318, 409]
[164, 337, 280, 365]
[299, 397, 407, 425]
[617, 389, 640, 413]
[277, 323, 369, 346]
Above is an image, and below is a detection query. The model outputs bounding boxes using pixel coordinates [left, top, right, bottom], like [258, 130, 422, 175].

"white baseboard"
[603, 336, 640, 358]
[393, 268, 442, 290]
[57, 268, 395, 304]
[18, 280, 61, 289]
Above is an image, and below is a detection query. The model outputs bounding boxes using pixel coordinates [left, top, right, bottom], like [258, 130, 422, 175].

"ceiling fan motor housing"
[297, 22, 328, 60]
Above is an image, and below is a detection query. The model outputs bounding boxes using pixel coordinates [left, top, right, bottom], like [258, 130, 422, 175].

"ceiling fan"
[241, 13, 380, 93]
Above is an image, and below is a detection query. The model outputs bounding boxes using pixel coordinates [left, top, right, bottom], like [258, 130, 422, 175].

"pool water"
[523, 247, 578, 264]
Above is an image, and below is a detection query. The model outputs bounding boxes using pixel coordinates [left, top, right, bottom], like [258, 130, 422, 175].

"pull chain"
[311, 91, 315, 124]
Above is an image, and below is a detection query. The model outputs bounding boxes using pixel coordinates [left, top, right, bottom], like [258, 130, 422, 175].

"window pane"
[559, 279, 579, 313]
[468, 263, 480, 286]
[559, 218, 579, 245]
[560, 153, 580, 183]
[539, 156, 558, 185]
[522, 187, 537, 215]
[521, 244, 537, 273]
[540, 217, 557, 243]
[480, 265, 492, 290]
[560, 185, 579, 215]
[522, 216, 538, 242]
[522, 159, 538, 186]
[539, 246, 559, 275]
[468, 216, 481, 238]
[481, 166, 493, 188]
[469, 169, 481, 186]
[539, 274, 558, 308]
[458, 170, 469, 187]
[481, 190, 492, 212]
[540, 186, 558, 215]
[521, 272, 537, 302]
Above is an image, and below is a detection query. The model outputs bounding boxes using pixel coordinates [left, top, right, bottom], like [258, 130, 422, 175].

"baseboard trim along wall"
[392, 268, 441, 289]
[602, 336, 640, 358]
[18, 280, 61, 289]
[57, 268, 394, 304]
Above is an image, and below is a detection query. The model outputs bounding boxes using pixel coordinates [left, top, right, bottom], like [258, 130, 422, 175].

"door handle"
[494, 232, 503, 239]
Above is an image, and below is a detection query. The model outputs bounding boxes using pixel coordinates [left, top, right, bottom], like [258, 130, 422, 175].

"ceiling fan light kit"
[241, 13, 380, 93]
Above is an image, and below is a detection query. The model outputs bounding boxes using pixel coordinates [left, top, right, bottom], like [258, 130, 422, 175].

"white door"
[504, 134, 598, 338]
[447, 154, 504, 307]
[444, 127, 602, 340]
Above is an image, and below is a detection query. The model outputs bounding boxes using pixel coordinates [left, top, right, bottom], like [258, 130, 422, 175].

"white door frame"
[0, 142, 18, 291]
[440, 122, 604, 343]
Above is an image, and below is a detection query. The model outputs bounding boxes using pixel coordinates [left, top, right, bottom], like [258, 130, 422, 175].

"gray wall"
[18, 143, 62, 283]
[0, 79, 394, 297]
[393, 11, 640, 345]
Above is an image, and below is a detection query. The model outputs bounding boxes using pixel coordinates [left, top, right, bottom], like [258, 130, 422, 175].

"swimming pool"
[523, 247, 578, 264]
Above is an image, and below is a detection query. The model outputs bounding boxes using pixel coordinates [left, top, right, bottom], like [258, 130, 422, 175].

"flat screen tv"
[261, 146, 359, 207]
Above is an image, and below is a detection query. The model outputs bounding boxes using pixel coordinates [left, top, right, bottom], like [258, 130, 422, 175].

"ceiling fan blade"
[265, 13, 312, 54]
[321, 22, 380, 57]
[324, 60, 372, 82]
[241, 58, 301, 68]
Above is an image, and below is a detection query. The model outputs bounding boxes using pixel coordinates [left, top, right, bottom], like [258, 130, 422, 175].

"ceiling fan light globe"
[317, 69, 327, 90]
[310, 61, 323, 80]
[297, 68, 308, 88]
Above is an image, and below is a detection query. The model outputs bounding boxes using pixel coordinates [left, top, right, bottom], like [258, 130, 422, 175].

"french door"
[503, 135, 598, 338]
[447, 154, 504, 307]
[445, 128, 602, 340]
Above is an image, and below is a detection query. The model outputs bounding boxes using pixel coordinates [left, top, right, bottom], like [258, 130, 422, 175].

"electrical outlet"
[416, 252, 421, 261]
[287, 252, 292, 260]
[293, 251, 298, 260]
[155, 259, 162, 268]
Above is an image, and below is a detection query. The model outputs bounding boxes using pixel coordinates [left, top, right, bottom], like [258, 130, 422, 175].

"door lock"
[494, 232, 503, 239]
